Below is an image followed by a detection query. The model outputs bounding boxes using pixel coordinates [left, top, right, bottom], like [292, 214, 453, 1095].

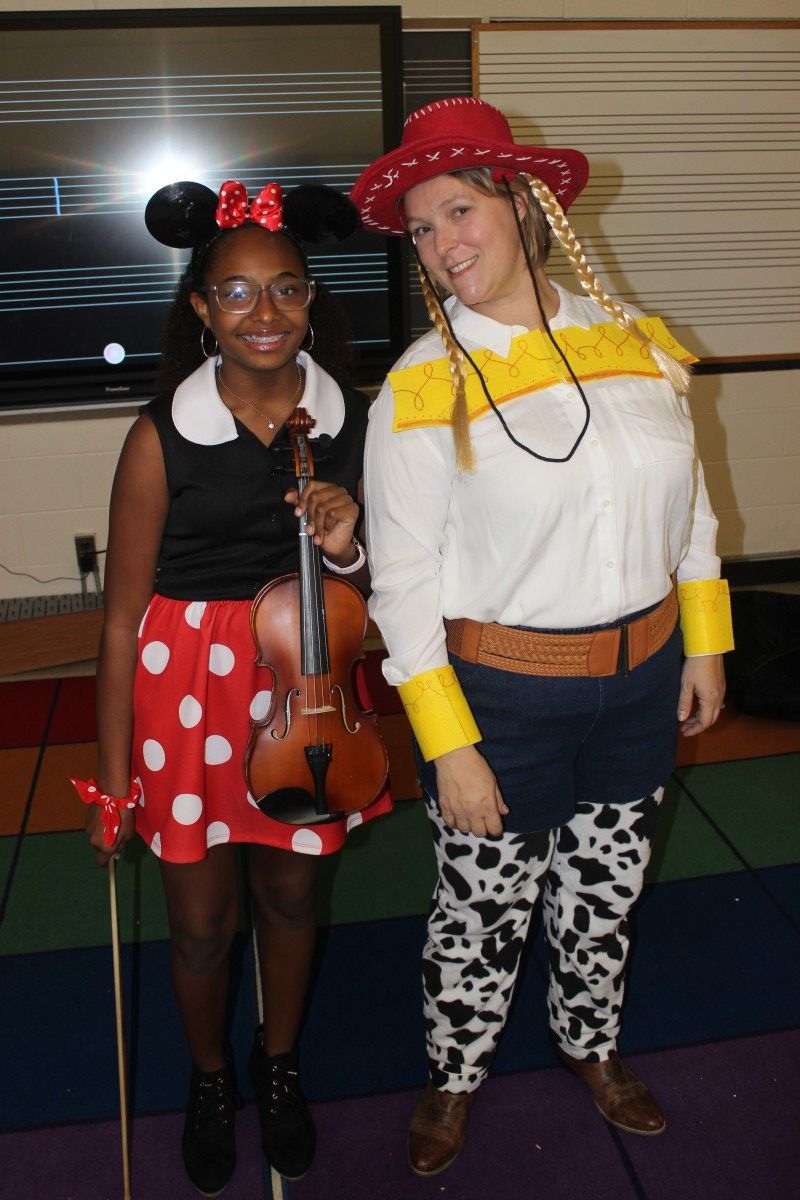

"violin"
[244, 408, 388, 825]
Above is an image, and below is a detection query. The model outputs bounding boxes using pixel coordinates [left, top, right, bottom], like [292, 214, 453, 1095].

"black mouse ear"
[144, 181, 219, 248]
[283, 184, 360, 245]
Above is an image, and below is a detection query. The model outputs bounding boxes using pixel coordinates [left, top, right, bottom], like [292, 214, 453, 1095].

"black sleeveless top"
[145, 370, 368, 601]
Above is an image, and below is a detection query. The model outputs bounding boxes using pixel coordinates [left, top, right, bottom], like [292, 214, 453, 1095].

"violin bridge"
[331, 685, 362, 734]
[301, 703, 337, 716]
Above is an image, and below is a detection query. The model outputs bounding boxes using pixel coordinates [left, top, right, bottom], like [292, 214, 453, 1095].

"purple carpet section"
[292, 1031, 800, 1200]
[0, 1106, 266, 1200]
[4, 1031, 796, 1200]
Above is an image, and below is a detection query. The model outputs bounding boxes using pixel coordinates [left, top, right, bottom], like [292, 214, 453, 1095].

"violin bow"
[250, 922, 291, 1200]
[108, 857, 132, 1198]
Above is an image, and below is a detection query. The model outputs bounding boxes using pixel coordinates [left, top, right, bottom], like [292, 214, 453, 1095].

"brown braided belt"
[444, 590, 678, 678]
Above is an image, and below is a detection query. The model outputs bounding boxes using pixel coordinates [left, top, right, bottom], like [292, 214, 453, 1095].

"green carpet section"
[0, 800, 437, 957]
[317, 798, 435, 926]
[8, 755, 795, 957]
[646, 777, 743, 884]
[0, 831, 169, 955]
[675, 754, 800, 869]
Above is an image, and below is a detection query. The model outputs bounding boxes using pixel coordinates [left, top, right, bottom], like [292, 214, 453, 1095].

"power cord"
[0, 549, 106, 588]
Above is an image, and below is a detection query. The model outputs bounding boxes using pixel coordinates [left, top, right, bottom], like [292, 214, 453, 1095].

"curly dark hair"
[155, 224, 355, 394]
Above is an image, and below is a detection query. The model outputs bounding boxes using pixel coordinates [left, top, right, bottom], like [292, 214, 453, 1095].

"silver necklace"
[216, 362, 303, 429]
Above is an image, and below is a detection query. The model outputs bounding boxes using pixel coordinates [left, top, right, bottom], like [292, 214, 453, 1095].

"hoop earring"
[200, 327, 218, 359]
[301, 323, 315, 351]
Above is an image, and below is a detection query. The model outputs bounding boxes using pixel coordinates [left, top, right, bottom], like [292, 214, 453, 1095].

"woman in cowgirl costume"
[351, 96, 733, 1175]
[76, 178, 390, 1194]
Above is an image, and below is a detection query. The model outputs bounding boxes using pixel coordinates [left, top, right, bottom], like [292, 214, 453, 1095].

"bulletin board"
[474, 22, 800, 361]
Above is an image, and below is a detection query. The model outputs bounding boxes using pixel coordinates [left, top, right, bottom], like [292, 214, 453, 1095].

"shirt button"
[602, 499, 611, 508]
[590, 438, 599, 448]
[606, 559, 615, 568]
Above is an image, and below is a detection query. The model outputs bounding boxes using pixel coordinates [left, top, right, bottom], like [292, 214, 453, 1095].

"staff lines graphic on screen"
[0, 167, 372, 220]
[0, 8, 405, 409]
[1, 254, 389, 314]
[0, 72, 383, 124]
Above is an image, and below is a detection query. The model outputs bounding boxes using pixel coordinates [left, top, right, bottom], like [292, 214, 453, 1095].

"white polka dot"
[151, 832, 162, 857]
[346, 810, 364, 831]
[207, 821, 231, 847]
[136, 776, 145, 807]
[204, 735, 232, 765]
[143, 739, 166, 771]
[291, 828, 324, 855]
[209, 643, 235, 676]
[249, 690, 272, 721]
[184, 601, 207, 629]
[141, 640, 170, 674]
[172, 793, 203, 825]
[179, 695, 203, 728]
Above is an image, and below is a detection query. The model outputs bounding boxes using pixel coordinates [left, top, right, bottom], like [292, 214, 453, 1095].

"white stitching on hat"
[425, 152, 441, 162]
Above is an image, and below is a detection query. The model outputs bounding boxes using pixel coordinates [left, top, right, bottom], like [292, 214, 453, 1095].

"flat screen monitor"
[0, 6, 404, 412]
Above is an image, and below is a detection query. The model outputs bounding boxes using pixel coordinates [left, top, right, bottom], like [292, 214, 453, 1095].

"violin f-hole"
[331, 684, 361, 734]
[270, 687, 301, 741]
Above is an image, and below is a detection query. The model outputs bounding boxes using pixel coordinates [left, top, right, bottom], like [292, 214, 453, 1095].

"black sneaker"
[249, 1028, 316, 1180]
[181, 1063, 240, 1197]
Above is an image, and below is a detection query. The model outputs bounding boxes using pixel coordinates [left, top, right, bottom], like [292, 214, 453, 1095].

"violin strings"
[299, 439, 332, 751]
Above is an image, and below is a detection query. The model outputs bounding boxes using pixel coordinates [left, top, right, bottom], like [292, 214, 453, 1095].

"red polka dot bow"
[215, 180, 284, 231]
[70, 776, 141, 847]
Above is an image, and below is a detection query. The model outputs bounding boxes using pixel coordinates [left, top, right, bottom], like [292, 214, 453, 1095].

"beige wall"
[1, 1, 797, 598]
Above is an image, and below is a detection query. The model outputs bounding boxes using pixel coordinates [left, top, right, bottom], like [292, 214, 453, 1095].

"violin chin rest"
[255, 787, 344, 826]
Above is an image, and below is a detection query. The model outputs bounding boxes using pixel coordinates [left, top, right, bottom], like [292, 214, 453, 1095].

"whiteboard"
[475, 23, 800, 360]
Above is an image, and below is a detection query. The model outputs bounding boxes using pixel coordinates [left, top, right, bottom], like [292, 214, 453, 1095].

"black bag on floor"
[725, 590, 800, 720]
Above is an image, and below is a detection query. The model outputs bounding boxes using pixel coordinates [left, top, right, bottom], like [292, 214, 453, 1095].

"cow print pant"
[422, 789, 663, 1093]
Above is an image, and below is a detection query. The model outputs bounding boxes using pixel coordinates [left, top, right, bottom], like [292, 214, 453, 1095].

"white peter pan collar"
[171, 352, 346, 446]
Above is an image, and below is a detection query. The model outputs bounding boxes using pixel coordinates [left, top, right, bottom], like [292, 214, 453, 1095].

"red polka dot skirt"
[132, 595, 392, 862]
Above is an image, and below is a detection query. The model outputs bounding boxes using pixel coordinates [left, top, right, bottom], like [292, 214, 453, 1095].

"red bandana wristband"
[70, 777, 141, 847]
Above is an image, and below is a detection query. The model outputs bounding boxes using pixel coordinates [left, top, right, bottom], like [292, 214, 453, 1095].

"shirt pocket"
[597, 381, 695, 468]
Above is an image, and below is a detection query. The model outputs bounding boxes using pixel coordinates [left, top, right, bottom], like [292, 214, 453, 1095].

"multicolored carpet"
[1, 661, 799, 1199]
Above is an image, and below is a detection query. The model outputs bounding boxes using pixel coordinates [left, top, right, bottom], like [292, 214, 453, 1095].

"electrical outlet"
[74, 534, 97, 575]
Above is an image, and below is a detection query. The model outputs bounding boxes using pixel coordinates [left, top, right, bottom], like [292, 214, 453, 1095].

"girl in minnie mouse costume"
[351, 97, 734, 1176]
[75, 178, 391, 1194]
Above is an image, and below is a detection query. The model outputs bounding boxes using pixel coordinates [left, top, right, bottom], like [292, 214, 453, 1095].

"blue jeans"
[418, 618, 682, 833]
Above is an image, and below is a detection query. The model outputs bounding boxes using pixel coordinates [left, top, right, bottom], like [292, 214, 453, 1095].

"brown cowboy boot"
[556, 1046, 666, 1135]
[407, 1082, 476, 1175]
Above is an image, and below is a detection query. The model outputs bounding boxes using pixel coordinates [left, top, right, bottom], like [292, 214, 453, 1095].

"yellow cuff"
[677, 578, 735, 656]
[397, 666, 481, 761]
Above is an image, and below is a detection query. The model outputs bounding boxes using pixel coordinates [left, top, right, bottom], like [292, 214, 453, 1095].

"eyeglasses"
[202, 276, 315, 314]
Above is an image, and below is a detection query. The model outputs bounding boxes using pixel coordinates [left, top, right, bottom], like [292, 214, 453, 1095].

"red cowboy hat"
[351, 96, 589, 236]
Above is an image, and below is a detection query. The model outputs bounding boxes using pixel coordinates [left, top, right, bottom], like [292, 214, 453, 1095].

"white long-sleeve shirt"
[364, 283, 720, 688]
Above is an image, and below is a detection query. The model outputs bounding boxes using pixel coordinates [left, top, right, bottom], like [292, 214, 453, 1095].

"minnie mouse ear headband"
[350, 96, 589, 236]
[144, 179, 360, 249]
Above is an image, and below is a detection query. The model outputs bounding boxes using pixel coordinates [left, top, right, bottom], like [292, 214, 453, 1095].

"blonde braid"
[521, 175, 692, 397]
[417, 263, 475, 472]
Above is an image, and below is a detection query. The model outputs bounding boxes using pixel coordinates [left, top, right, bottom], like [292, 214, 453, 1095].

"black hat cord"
[412, 178, 592, 464]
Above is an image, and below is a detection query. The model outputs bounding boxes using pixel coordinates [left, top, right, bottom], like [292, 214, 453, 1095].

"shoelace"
[190, 1073, 237, 1131]
[266, 1064, 304, 1117]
